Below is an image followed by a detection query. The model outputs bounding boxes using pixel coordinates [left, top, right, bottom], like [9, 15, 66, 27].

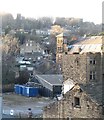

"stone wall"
[62, 52, 102, 84]
[43, 52, 103, 119]
[62, 85, 102, 118]
[62, 53, 87, 84]
[43, 101, 59, 118]
[43, 85, 103, 119]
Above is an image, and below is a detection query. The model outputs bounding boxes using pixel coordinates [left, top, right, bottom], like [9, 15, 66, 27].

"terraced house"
[43, 36, 104, 119]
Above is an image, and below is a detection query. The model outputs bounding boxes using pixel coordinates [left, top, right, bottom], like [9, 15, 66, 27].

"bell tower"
[56, 33, 68, 67]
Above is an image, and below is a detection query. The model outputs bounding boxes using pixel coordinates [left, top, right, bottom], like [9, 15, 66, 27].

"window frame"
[74, 97, 81, 108]
[90, 71, 96, 80]
[89, 58, 96, 65]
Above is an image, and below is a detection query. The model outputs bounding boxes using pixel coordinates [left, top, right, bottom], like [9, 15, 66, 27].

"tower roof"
[56, 33, 69, 37]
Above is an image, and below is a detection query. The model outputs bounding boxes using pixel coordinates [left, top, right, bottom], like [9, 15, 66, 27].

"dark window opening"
[65, 52, 67, 54]
[75, 58, 79, 66]
[103, 74, 104, 79]
[93, 60, 96, 64]
[74, 97, 80, 106]
[90, 59, 96, 65]
[73, 52, 79, 54]
[90, 71, 96, 80]
[76, 60, 79, 66]
[57, 47, 63, 52]
[67, 117, 70, 120]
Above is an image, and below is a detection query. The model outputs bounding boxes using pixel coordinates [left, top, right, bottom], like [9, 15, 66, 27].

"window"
[75, 58, 79, 66]
[74, 97, 80, 107]
[57, 47, 63, 52]
[30, 43, 32, 46]
[76, 60, 79, 66]
[90, 71, 96, 80]
[65, 52, 67, 54]
[103, 74, 104, 79]
[64, 38, 67, 44]
[89, 59, 96, 65]
[57, 39, 62, 44]
[26, 43, 28, 46]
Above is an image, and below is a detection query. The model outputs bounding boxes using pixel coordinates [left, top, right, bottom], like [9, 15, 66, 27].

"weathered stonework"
[43, 52, 104, 119]
[43, 84, 103, 119]
[56, 33, 68, 65]
[62, 52, 102, 84]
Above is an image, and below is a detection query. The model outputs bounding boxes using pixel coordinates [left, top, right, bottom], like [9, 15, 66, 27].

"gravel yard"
[2, 92, 54, 118]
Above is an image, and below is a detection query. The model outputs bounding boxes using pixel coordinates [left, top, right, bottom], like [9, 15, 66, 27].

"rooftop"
[56, 33, 69, 37]
[35, 74, 63, 86]
[75, 36, 102, 45]
[79, 81, 103, 105]
[68, 36, 103, 54]
[64, 80, 103, 106]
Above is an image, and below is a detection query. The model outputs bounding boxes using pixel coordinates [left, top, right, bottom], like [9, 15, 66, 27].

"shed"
[35, 74, 63, 97]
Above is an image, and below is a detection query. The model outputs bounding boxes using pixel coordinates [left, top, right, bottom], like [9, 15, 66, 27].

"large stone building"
[43, 36, 104, 119]
[44, 82, 103, 118]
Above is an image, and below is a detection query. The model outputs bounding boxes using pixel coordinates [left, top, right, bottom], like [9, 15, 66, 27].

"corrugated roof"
[68, 36, 102, 54]
[75, 36, 102, 45]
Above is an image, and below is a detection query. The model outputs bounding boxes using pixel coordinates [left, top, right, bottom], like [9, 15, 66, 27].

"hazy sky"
[0, 0, 103, 24]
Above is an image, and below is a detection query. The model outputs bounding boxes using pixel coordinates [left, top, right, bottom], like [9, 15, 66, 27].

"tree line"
[0, 13, 102, 35]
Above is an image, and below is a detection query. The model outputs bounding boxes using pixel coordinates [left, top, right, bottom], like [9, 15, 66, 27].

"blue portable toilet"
[14, 84, 20, 94]
[25, 87, 39, 97]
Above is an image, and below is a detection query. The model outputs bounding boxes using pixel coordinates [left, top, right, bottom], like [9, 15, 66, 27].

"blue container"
[22, 86, 26, 96]
[25, 87, 39, 97]
[18, 85, 23, 95]
[14, 84, 20, 94]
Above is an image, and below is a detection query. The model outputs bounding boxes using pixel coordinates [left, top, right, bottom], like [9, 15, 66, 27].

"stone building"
[44, 82, 103, 118]
[62, 52, 102, 84]
[20, 40, 43, 55]
[43, 36, 104, 119]
[56, 33, 68, 66]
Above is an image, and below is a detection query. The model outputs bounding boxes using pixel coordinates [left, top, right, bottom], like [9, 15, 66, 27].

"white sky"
[0, 0, 103, 24]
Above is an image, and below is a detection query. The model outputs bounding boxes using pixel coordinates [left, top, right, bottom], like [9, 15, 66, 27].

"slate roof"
[79, 81, 103, 105]
[31, 77, 40, 84]
[36, 74, 63, 86]
[26, 52, 43, 56]
[56, 33, 69, 37]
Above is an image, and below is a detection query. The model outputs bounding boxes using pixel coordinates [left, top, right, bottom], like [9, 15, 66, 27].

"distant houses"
[20, 40, 44, 55]
[36, 29, 51, 36]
